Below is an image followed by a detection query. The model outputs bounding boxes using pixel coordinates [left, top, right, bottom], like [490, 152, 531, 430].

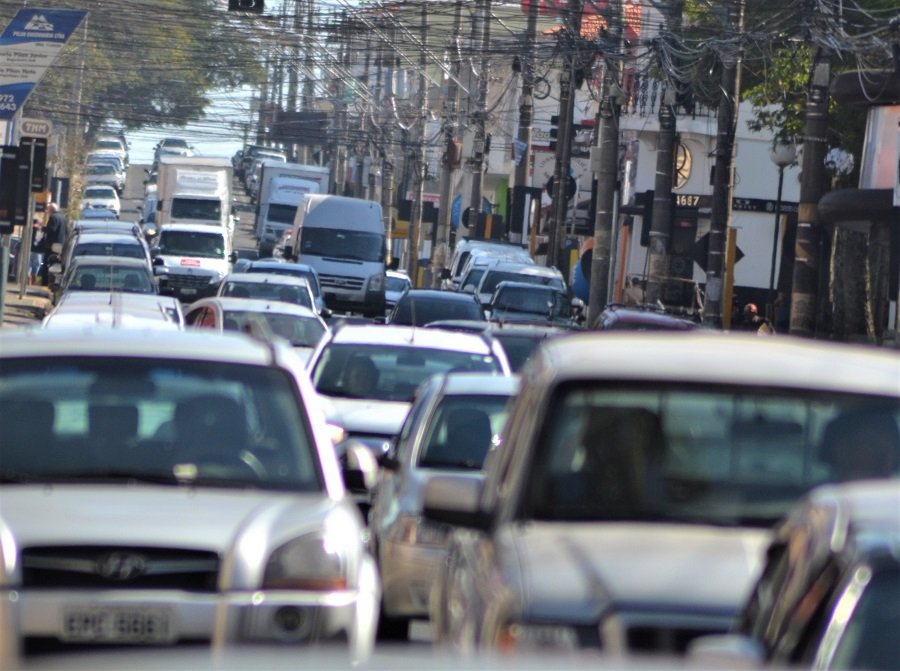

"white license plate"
[61, 606, 175, 643]
[179, 288, 197, 296]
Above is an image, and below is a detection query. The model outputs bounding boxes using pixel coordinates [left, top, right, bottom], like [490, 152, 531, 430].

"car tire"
[376, 611, 409, 641]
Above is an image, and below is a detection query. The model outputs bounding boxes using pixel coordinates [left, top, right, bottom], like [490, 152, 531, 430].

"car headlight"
[367, 272, 384, 292]
[263, 532, 349, 591]
[396, 514, 449, 547]
[496, 622, 579, 653]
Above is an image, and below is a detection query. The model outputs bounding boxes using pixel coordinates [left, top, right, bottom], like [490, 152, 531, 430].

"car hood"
[504, 522, 771, 623]
[320, 397, 411, 438]
[0, 485, 335, 554]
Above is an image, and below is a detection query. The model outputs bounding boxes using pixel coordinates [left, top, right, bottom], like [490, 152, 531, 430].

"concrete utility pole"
[300, 0, 316, 164]
[286, 0, 301, 162]
[702, 0, 745, 328]
[511, 0, 540, 246]
[645, 0, 684, 306]
[432, 0, 464, 286]
[406, 3, 428, 282]
[548, 0, 582, 269]
[587, 0, 624, 326]
[468, 0, 492, 217]
[381, 13, 396, 251]
[789, 51, 831, 337]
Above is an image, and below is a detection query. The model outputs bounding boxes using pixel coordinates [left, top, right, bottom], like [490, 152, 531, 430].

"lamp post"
[767, 142, 796, 323]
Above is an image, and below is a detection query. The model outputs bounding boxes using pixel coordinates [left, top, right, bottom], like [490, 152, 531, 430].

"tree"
[18, 0, 264, 136]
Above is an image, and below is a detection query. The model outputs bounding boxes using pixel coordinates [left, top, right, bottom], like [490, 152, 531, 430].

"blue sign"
[0, 9, 87, 120]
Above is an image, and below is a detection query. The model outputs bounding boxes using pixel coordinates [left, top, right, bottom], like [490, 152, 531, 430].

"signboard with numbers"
[0, 9, 86, 120]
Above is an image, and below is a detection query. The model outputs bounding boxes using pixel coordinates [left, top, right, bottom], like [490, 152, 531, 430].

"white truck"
[155, 156, 235, 238]
[254, 162, 330, 251]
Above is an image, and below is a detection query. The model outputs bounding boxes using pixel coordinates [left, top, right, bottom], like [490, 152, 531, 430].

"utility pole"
[381, 11, 396, 253]
[789, 51, 831, 337]
[645, 0, 684, 306]
[547, 0, 582, 269]
[702, 0, 745, 328]
[286, 0, 301, 162]
[356, 33, 372, 200]
[432, 0, 464, 286]
[511, 0, 540, 246]
[406, 3, 429, 283]
[468, 0, 492, 218]
[300, 0, 316, 164]
[587, 0, 623, 325]
[257, 54, 270, 144]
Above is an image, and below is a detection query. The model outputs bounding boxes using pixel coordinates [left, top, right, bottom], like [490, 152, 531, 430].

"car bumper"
[380, 540, 445, 618]
[18, 587, 369, 647]
[322, 290, 385, 317]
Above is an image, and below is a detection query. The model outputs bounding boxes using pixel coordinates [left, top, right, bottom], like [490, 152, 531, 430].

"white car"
[84, 163, 125, 194]
[0, 329, 380, 660]
[43, 291, 184, 330]
[384, 270, 411, 312]
[80, 185, 121, 217]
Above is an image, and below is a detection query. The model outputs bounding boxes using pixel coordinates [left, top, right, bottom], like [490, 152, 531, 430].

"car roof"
[68, 255, 151, 269]
[386, 270, 410, 280]
[400, 289, 478, 302]
[190, 297, 320, 318]
[73, 220, 137, 231]
[440, 372, 521, 396]
[73, 233, 142, 244]
[82, 185, 118, 192]
[249, 260, 316, 273]
[329, 324, 494, 354]
[0, 328, 281, 367]
[158, 223, 226, 234]
[223, 273, 310, 287]
[600, 305, 698, 330]
[493, 281, 565, 293]
[484, 262, 562, 277]
[533, 332, 900, 397]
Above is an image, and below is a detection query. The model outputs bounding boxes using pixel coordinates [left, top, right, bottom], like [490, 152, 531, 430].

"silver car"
[424, 332, 900, 655]
[0, 329, 380, 660]
[370, 373, 519, 640]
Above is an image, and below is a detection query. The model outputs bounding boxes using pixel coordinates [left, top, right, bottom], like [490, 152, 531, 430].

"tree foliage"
[18, 0, 264, 136]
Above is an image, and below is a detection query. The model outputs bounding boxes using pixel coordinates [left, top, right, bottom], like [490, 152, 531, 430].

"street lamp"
[767, 142, 796, 324]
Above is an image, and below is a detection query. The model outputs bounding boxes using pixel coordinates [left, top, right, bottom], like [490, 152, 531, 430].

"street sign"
[0, 9, 87, 120]
[19, 117, 51, 138]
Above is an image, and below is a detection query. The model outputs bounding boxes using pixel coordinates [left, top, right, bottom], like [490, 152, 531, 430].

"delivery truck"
[156, 156, 234, 238]
[254, 162, 330, 250]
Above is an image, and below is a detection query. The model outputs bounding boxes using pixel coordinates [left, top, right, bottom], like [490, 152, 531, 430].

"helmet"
[743, 303, 758, 314]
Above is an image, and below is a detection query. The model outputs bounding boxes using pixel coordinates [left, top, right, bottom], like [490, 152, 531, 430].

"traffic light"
[228, 0, 264, 12]
[549, 114, 560, 152]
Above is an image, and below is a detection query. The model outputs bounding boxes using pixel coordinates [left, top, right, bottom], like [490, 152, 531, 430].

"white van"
[284, 194, 386, 317]
[443, 238, 532, 291]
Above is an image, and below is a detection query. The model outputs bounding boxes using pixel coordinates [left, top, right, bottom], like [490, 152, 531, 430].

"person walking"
[40, 203, 67, 286]
[29, 216, 44, 284]
[740, 303, 775, 336]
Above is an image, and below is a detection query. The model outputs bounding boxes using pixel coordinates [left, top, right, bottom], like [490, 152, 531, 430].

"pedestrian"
[40, 203, 67, 286]
[623, 276, 643, 306]
[740, 303, 775, 336]
[29, 216, 44, 284]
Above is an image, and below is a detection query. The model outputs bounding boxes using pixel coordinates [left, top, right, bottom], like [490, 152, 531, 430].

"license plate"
[61, 606, 175, 643]
[179, 288, 197, 296]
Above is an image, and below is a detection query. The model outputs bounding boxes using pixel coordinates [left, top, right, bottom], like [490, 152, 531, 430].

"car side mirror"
[283, 245, 294, 260]
[153, 256, 165, 267]
[228, 251, 238, 264]
[320, 307, 332, 319]
[342, 441, 379, 494]
[440, 268, 451, 280]
[571, 297, 585, 314]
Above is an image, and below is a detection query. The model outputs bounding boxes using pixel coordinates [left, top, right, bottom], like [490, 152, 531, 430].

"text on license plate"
[179, 288, 197, 296]
[61, 607, 175, 643]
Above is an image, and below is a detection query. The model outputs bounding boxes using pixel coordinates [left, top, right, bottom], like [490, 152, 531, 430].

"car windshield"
[300, 227, 385, 263]
[312, 344, 500, 402]
[418, 394, 512, 470]
[87, 164, 117, 175]
[83, 187, 116, 199]
[171, 198, 221, 221]
[392, 296, 484, 326]
[94, 140, 122, 151]
[494, 333, 551, 372]
[223, 310, 325, 347]
[247, 266, 320, 297]
[481, 270, 563, 295]
[0, 358, 321, 491]
[385, 275, 410, 292]
[69, 266, 154, 294]
[157, 231, 224, 258]
[221, 281, 312, 309]
[493, 287, 571, 318]
[73, 242, 145, 260]
[523, 384, 900, 527]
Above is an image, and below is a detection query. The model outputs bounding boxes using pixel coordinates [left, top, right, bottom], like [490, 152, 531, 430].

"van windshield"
[157, 231, 224, 258]
[300, 228, 384, 263]
[268, 203, 297, 224]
